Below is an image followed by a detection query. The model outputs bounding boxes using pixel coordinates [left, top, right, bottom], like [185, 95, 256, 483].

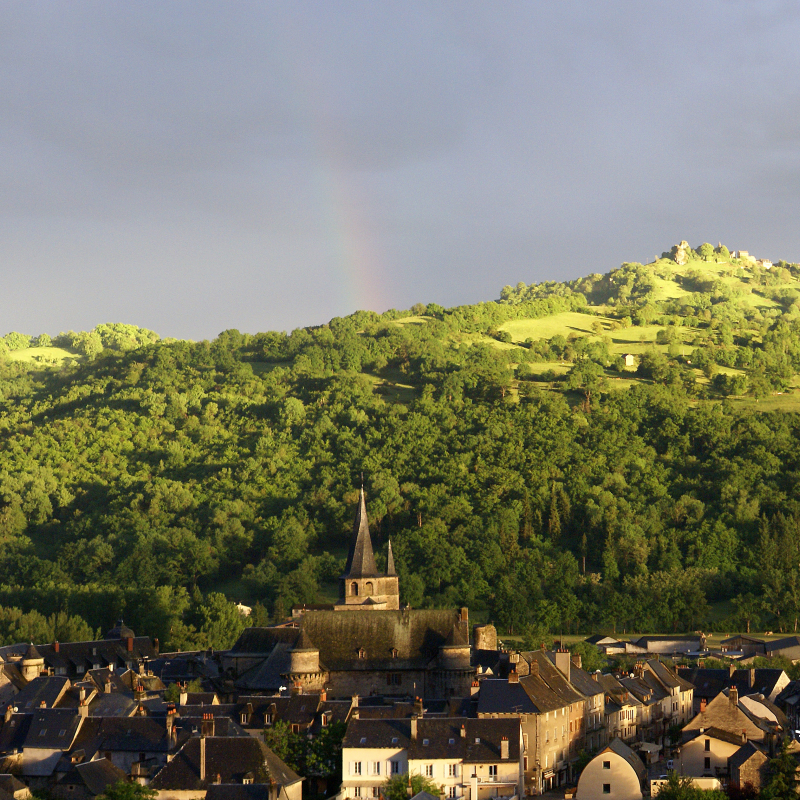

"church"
[224, 489, 493, 698]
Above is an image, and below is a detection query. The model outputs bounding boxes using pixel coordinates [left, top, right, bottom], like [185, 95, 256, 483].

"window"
[39, 730, 47, 737]
[425, 765, 434, 777]
[352, 762, 362, 776]
[373, 788, 381, 798]
[391, 738, 399, 745]
[365, 582, 374, 596]
[360, 738, 367, 745]
[59, 729, 66, 737]
[449, 788, 458, 798]
[390, 761, 400, 774]
[524, 757, 528, 771]
[489, 766, 497, 780]
[704, 758, 711, 770]
[372, 763, 381, 776]
[351, 582, 359, 597]
[603, 785, 611, 795]
[354, 788, 362, 798]
[545, 730, 550, 742]
[448, 764, 458, 777]
[358, 648, 366, 659]
[423, 739, 430, 746]
[449, 738, 455, 745]
[705, 739, 710, 752]
[292, 724, 300, 733]
[603, 761, 610, 770]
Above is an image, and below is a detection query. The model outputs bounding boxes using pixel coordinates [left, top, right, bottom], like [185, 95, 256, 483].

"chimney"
[411, 716, 418, 741]
[4, 706, 12, 723]
[471, 681, 480, 696]
[166, 708, 176, 742]
[460, 607, 469, 623]
[461, 724, 466, 738]
[179, 689, 188, 706]
[508, 670, 519, 684]
[105, 678, 112, 694]
[700, 698, 707, 712]
[634, 662, 644, 678]
[139, 660, 146, 676]
[202, 712, 215, 737]
[127, 636, 134, 652]
[216, 773, 221, 784]
[571, 653, 582, 670]
[530, 660, 539, 678]
[54, 640, 59, 653]
[40, 700, 46, 708]
[729, 664, 736, 679]
[501, 736, 509, 760]
[154, 638, 160, 655]
[79, 686, 86, 703]
[509, 652, 520, 664]
[749, 668, 756, 688]
[730, 686, 739, 707]
[319, 689, 327, 702]
[555, 650, 571, 682]
[415, 696, 423, 717]
[78, 701, 88, 718]
[200, 735, 206, 782]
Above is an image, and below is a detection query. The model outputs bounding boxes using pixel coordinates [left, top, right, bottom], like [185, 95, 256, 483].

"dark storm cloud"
[1, 1, 800, 338]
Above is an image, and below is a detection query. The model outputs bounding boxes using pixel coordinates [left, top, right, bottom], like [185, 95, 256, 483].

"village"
[0, 494, 797, 800]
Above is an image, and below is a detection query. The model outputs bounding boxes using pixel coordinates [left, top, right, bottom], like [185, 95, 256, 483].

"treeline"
[3, 255, 800, 647]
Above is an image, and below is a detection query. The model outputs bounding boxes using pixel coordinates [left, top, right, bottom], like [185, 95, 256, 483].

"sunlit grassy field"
[7, 346, 78, 365]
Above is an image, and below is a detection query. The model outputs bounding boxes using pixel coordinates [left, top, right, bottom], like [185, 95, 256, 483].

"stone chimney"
[200, 735, 206, 782]
[415, 696, 423, 717]
[4, 706, 12, 723]
[729, 664, 736, 679]
[460, 607, 469, 623]
[700, 698, 707, 712]
[500, 737, 509, 760]
[750, 668, 756, 688]
[127, 636, 134, 652]
[104, 678, 112, 694]
[509, 652, 520, 664]
[78, 701, 88, 718]
[166, 708, 177, 743]
[202, 712, 215, 737]
[79, 686, 86, 703]
[461, 724, 466, 738]
[179, 688, 188, 706]
[530, 660, 539, 678]
[410, 716, 418, 741]
[571, 653, 582, 670]
[54, 641, 59, 653]
[508, 670, 519, 684]
[554, 650, 571, 682]
[730, 686, 739, 707]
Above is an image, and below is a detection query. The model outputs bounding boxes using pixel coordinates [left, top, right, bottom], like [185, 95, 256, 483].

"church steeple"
[336, 484, 400, 611]
[386, 539, 396, 576]
[343, 487, 379, 578]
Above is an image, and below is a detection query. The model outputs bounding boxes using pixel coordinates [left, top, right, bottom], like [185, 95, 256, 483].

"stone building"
[224, 489, 485, 699]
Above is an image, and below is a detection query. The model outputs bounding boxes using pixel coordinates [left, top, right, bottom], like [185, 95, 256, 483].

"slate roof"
[69, 757, 128, 795]
[477, 680, 538, 715]
[86, 693, 137, 717]
[566, 666, 605, 699]
[342, 488, 380, 579]
[23, 709, 82, 750]
[12, 676, 70, 710]
[150, 737, 301, 791]
[602, 738, 647, 783]
[386, 540, 396, 576]
[683, 689, 766, 741]
[75, 716, 185, 757]
[680, 668, 786, 700]
[104, 620, 136, 641]
[729, 740, 768, 772]
[0, 713, 31, 752]
[344, 717, 519, 762]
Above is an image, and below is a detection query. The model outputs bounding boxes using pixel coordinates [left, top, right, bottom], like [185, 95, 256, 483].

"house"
[575, 738, 646, 800]
[719, 635, 768, 657]
[628, 635, 704, 656]
[679, 728, 749, 780]
[341, 716, 523, 800]
[225, 490, 484, 699]
[477, 650, 585, 793]
[148, 736, 303, 800]
[728, 741, 770, 792]
[562, 660, 606, 753]
[623, 355, 636, 368]
[678, 666, 789, 714]
[51, 757, 128, 800]
[0, 774, 31, 800]
[594, 674, 641, 745]
[765, 637, 800, 661]
[775, 680, 800, 731]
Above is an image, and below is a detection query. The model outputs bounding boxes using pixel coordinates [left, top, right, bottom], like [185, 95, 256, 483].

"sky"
[2, 1, 800, 341]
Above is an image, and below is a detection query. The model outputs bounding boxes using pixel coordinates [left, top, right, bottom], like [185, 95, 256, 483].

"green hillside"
[2, 242, 800, 649]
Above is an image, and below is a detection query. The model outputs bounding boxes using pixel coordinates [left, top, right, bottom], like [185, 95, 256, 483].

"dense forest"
[3, 243, 800, 650]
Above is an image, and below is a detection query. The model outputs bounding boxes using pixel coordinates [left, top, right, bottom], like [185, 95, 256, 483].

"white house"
[575, 738, 646, 800]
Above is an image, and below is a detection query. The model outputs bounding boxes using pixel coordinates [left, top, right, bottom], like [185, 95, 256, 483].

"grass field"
[499, 311, 613, 342]
[7, 346, 79, 365]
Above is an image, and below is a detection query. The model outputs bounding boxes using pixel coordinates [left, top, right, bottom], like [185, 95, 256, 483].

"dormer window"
[474, 737, 480, 744]
[423, 739, 429, 746]
[449, 738, 455, 745]
[392, 737, 398, 745]
[391, 649, 398, 659]
[358, 648, 366, 659]
[361, 737, 367, 744]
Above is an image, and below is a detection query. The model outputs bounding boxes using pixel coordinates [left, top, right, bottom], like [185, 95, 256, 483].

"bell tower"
[335, 487, 399, 611]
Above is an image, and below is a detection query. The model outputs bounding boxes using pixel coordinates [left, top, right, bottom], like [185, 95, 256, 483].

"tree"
[697, 243, 715, 261]
[762, 739, 799, 800]
[653, 772, 726, 800]
[97, 782, 157, 800]
[262, 721, 306, 774]
[564, 360, 605, 410]
[383, 774, 442, 800]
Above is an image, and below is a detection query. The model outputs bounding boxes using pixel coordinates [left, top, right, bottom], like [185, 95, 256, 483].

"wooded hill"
[2, 242, 800, 650]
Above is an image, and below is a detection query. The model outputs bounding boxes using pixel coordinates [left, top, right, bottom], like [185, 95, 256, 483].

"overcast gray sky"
[2, 1, 800, 340]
